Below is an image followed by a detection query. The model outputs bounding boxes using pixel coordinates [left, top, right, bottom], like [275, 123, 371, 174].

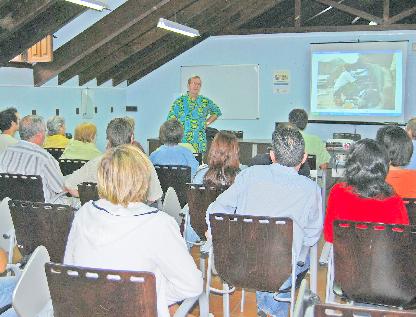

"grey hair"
[106, 118, 134, 148]
[46, 116, 65, 136]
[406, 118, 416, 140]
[19, 115, 46, 141]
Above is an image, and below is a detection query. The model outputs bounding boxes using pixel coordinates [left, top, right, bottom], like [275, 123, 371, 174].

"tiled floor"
[188, 239, 328, 317]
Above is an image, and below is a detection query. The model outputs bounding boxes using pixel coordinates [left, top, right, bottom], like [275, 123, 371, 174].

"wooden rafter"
[314, 0, 383, 24]
[387, 6, 416, 24]
[0, 2, 84, 64]
[77, 0, 215, 86]
[383, 0, 389, 22]
[58, 0, 198, 85]
[33, 0, 166, 87]
[295, 0, 301, 28]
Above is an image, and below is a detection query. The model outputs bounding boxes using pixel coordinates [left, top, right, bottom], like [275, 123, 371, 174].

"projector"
[326, 139, 354, 152]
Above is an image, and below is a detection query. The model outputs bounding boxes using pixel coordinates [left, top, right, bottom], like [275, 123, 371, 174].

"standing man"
[0, 107, 19, 152]
[167, 76, 222, 153]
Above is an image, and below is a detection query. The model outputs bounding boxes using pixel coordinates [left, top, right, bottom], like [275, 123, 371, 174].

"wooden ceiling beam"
[77, 0, 214, 86]
[386, 6, 416, 24]
[95, 0, 228, 86]
[0, 2, 84, 64]
[231, 23, 416, 35]
[33, 0, 165, 87]
[58, 0, 197, 85]
[0, 61, 33, 69]
[383, 0, 389, 22]
[0, 0, 57, 42]
[314, 0, 383, 24]
[125, 0, 280, 86]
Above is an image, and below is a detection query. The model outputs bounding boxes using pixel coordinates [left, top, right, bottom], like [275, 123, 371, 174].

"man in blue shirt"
[207, 123, 323, 317]
[405, 117, 416, 170]
[167, 76, 222, 153]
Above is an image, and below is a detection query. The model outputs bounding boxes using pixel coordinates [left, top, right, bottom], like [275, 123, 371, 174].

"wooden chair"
[45, 148, 64, 160]
[0, 173, 44, 202]
[154, 165, 191, 207]
[58, 159, 88, 176]
[0, 197, 14, 264]
[12, 246, 51, 317]
[307, 154, 317, 171]
[193, 152, 203, 165]
[186, 184, 226, 241]
[326, 220, 416, 309]
[315, 303, 416, 317]
[45, 263, 207, 317]
[9, 200, 75, 263]
[207, 214, 297, 317]
[77, 182, 99, 205]
[402, 198, 416, 225]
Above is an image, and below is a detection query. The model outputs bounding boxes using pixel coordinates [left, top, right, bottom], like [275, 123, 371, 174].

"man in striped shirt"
[0, 115, 66, 203]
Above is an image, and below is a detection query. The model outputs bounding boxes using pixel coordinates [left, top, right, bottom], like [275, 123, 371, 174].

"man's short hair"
[98, 144, 151, 207]
[406, 118, 416, 139]
[19, 115, 45, 141]
[288, 109, 308, 130]
[46, 116, 65, 136]
[159, 119, 184, 145]
[271, 123, 305, 167]
[377, 125, 413, 167]
[106, 118, 134, 148]
[187, 75, 201, 85]
[0, 107, 18, 132]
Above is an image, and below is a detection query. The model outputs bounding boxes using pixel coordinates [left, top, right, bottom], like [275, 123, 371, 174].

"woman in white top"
[64, 144, 203, 317]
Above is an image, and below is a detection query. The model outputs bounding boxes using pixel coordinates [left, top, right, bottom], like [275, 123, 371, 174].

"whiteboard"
[180, 64, 259, 119]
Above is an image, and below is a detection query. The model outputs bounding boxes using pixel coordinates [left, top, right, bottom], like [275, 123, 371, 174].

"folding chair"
[45, 263, 207, 317]
[162, 187, 183, 226]
[403, 198, 416, 225]
[315, 303, 416, 317]
[0, 197, 14, 265]
[45, 148, 64, 161]
[9, 200, 75, 263]
[326, 220, 416, 309]
[0, 173, 44, 202]
[77, 182, 99, 205]
[293, 280, 319, 317]
[58, 159, 88, 176]
[12, 246, 51, 317]
[193, 153, 203, 165]
[154, 165, 191, 208]
[207, 214, 300, 317]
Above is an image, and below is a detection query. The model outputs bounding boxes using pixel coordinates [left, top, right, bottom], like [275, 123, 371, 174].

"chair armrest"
[319, 242, 332, 266]
[0, 304, 12, 315]
[173, 296, 199, 317]
[297, 245, 310, 266]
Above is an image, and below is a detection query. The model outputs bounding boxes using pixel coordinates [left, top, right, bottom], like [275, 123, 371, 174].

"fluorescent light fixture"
[157, 18, 200, 37]
[65, 0, 107, 11]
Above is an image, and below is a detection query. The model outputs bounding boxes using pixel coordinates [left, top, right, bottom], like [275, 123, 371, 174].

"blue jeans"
[256, 259, 309, 317]
[0, 276, 18, 317]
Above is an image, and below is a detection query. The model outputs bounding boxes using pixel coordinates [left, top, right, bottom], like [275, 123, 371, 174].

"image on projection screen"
[310, 42, 406, 122]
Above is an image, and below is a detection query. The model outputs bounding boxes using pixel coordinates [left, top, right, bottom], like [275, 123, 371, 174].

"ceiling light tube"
[157, 18, 200, 38]
[65, 0, 107, 11]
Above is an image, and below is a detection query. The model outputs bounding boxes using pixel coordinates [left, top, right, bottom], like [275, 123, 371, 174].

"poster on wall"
[273, 70, 290, 94]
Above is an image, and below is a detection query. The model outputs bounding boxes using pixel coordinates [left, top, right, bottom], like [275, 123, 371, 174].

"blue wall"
[127, 30, 416, 151]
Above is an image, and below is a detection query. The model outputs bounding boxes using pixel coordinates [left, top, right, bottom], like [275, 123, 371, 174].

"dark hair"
[288, 109, 308, 130]
[345, 139, 393, 198]
[271, 123, 305, 167]
[0, 107, 18, 132]
[106, 118, 134, 148]
[203, 131, 240, 188]
[376, 125, 413, 167]
[159, 119, 183, 145]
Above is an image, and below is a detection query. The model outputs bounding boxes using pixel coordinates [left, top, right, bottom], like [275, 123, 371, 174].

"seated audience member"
[0, 248, 17, 317]
[60, 122, 101, 160]
[43, 116, 69, 149]
[0, 115, 68, 203]
[324, 139, 409, 244]
[65, 118, 162, 204]
[150, 119, 199, 177]
[63, 144, 203, 317]
[289, 109, 331, 169]
[376, 125, 416, 197]
[123, 116, 146, 152]
[405, 117, 416, 169]
[193, 131, 240, 186]
[0, 108, 19, 152]
[207, 124, 323, 317]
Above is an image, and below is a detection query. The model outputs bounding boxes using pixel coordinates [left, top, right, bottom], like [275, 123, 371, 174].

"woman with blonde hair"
[60, 122, 101, 160]
[63, 144, 202, 317]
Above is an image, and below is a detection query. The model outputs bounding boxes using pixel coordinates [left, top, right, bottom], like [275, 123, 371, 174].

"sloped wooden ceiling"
[15, 0, 416, 87]
[0, 0, 85, 67]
